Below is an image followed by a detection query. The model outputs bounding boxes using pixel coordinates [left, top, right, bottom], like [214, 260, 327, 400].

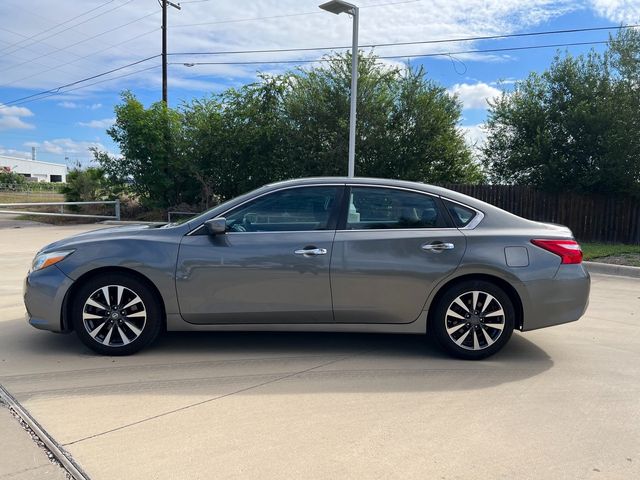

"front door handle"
[421, 242, 454, 253]
[294, 247, 328, 256]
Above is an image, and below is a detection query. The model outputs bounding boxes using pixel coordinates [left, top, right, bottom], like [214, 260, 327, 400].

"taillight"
[531, 239, 583, 264]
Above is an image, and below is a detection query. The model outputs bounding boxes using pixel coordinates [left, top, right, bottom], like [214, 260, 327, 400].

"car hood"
[39, 224, 160, 253]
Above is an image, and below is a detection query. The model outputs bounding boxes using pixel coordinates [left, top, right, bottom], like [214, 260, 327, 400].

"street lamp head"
[319, 0, 357, 15]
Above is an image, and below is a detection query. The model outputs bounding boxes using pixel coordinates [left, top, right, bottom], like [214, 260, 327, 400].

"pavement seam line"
[0, 384, 90, 480]
[0, 463, 57, 479]
[63, 351, 368, 447]
[0, 353, 333, 381]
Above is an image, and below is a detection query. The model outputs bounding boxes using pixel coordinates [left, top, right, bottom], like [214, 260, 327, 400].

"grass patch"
[580, 242, 640, 260]
[580, 242, 640, 266]
[0, 191, 64, 203]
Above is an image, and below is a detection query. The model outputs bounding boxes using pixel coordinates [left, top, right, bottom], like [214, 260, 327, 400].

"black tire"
[430, 280, 515, 360]
[71, 272, 163, 355]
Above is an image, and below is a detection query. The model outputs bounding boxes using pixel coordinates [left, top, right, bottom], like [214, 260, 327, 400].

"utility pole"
[162, 0, 181, 104]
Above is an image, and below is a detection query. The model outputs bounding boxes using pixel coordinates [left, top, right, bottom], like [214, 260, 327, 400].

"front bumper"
[23, 265, 74, 332]
[520, 263, 591, 331]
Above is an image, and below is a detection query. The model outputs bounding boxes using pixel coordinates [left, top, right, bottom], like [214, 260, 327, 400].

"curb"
[0, 384, 90, 480]
[584, 261, 640, 279]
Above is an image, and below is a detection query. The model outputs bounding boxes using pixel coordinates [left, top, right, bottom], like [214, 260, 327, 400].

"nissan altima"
[24, 177, 590, 359]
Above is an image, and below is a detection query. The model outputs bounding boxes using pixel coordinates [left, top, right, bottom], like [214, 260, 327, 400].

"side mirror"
[204, 217, 226, 235]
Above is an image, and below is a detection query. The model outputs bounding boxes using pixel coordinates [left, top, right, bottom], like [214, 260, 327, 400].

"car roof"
[262, 177, 536, 229]
[264, 176, 478, 207]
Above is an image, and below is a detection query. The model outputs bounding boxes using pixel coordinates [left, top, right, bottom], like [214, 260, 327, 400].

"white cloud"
[0, 116, 34, 130]
[0, 0, 583, 94]
[26, 138, 106, 157]
[57, 101, 81, 109]
[449, 82, 502, 110]
[78, 118, 115, 128]
[0, 147, 32, 159]
[490, 78, 518, 86]
[460, 124, 487, 148]
[589, 0, 640, 22]
[58, 101, 104, 110]
[0, 103, 35, 130]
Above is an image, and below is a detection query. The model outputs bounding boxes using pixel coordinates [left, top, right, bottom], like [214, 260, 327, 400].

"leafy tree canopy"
[482, 29, 640, 196]
[96, 52, 481, 208]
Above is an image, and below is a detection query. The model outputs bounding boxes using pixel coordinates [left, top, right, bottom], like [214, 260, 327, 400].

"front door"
[176, 185, 343, 324]
[330, 186, 466, 324]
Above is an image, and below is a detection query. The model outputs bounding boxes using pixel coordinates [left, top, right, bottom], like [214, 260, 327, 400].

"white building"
[0, 154, 67, 183]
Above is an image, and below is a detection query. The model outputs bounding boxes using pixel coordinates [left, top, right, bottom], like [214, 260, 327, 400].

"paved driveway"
[0, 223, 638, 479]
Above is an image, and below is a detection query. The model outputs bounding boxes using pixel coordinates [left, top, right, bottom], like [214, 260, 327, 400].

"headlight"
[31, 250, 75, 272]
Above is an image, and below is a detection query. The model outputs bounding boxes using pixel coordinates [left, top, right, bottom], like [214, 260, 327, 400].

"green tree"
[218, 75, 291, 198]
[96, 53, 480, 208]
[483, 29, 640, 196]
[0, 168, 27, 186]
[285, 53, 482, 183]
[97, 91, 197, 208]
[61, 166, 109, 202]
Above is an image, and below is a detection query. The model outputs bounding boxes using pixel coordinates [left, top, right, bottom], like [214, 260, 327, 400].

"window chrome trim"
[187, 183, 346, 236]
[342, 183, 480, 232]
[187, 182, 485, 235]
[440, 196, 485, 230]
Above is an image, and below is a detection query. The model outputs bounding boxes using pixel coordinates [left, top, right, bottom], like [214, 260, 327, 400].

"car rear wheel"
[431, 280, 515, 360]
[71, 273, 162, 355]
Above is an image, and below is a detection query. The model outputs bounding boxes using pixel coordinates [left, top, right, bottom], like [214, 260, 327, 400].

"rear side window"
[444, 200, 477, 228]
[346, 187, 448, 230]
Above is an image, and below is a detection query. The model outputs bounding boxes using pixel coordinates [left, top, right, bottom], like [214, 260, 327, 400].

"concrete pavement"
[0, 403, 68, 480]
[0, 223, 638, 479]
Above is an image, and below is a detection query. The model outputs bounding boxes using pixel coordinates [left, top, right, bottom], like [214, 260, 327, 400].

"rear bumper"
[23, 265, 73, 333]
[521, 264, 590, 331]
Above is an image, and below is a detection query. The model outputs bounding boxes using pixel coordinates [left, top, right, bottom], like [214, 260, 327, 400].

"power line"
[172, 39, 612, 66]
[6, 64, 162, 108]
[0, 0, 127, 55]
[168, 23, 640, 57]
[0, 28, 159, 90]
[0, 30, 627, 109]
[1, 9, 160, 76]
[0, 55, 160, 108]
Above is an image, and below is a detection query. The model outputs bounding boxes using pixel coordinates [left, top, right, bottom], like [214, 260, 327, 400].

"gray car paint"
[23, 177, 590, 336]
[330, 228, 466, 324]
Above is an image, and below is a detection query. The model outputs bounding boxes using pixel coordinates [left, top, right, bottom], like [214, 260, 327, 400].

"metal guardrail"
[167, 210, 197, 223]
[0, 200, 120, 220]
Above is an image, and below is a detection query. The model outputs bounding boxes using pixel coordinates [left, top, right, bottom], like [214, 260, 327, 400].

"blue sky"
[0, 0, 638, 166]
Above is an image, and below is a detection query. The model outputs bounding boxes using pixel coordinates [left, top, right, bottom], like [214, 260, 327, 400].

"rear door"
[330, 186, 466, 324]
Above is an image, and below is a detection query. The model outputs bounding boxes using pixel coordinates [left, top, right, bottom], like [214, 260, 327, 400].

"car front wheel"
[71, 273, 162, 355]
[431, 280, 515, 360]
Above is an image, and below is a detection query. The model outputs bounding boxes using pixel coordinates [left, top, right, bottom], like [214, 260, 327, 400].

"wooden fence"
[441, 184, 640, 244]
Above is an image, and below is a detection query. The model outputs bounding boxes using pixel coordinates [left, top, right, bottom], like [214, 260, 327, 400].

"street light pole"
[347, 6, 358, 178]
[319, 0, 359, 177]
[161, 0, 181, 104]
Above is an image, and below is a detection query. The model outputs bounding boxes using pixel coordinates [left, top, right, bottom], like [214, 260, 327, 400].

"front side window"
[346, 187, 448, 230]
[225, 186, 339, 232]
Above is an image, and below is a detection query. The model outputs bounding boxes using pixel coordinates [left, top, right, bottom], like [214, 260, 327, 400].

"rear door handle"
[421, 242, 454, 253]
[294, 247, 328, 256]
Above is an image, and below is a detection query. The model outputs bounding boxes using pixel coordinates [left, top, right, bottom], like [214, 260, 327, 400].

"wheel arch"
[62, 266, 167, 332]
[426, 273, 524, 332]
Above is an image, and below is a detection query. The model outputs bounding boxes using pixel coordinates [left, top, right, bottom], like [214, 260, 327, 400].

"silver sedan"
[24, 177, 590, 359]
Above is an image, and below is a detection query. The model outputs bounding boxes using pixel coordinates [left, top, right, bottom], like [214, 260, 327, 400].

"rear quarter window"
[444, 200, 478, 228]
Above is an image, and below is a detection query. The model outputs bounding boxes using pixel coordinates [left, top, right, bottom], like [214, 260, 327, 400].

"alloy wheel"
[444, 290, 506, 351]
[82, 284, 147, 347]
